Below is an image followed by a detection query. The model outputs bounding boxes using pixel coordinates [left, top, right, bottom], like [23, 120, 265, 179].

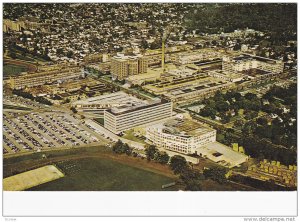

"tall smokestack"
[162, 40, 165, 73]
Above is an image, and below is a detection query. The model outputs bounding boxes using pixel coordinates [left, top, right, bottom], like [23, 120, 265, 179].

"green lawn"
[28, 158, 177, 191]
[216, 133, 225, 142]
[4, 146, 177, 191]
[3, 64, 28, 77]
[94, 118, 104, 126]
[3, 146, 108, 166]
[122, 129, 147, 144]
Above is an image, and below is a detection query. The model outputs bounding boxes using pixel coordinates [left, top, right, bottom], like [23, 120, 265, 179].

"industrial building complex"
[4, 44, 285, 170]
[146, 116, 248, 168]
[3, 3, 297, 195]
[8, 64, 84, 89]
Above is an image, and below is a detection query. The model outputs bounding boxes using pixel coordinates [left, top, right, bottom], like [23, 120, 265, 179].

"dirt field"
[3, 165, 64, 191]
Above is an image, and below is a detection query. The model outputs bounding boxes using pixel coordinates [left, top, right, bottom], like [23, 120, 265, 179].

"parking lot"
[3, 111, 102, 155]
[4, 94, 47, 110]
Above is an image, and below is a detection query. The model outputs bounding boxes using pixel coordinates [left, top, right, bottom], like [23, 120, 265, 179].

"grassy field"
[122, 129, 147, 144]
[3, 64, 28, 77]
[3, 145, 257, 191]
[4, 146, 179, 191]
[28, 158, 177, 191]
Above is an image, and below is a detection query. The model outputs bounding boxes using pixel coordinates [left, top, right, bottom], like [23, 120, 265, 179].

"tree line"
[12, 89, 52, 105]
[186, 4, 297, 44]
[169, 155, 228, 191]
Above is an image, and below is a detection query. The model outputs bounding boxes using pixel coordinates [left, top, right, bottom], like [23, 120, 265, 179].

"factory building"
[222, 54, 284, 74]
[170, 49, 222, 65]
[9, 64, 84, 89]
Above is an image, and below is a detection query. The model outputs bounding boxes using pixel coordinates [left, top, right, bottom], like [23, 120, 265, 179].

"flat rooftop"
[17, 65, 81, 79]
[165, 80, 232, 98]
[174, 49, 221, 57]
[209, 70, 244, 79]
[232, 54, 281, 64]
[73, 91, 143, 106]
[149, 118, 215, 138]
[108, 97, 163, 115]
[112, 53, 142, 61]
[242, 68, 272, 76]
[198, 142, 248, 168]
[166, 67, 197, 77]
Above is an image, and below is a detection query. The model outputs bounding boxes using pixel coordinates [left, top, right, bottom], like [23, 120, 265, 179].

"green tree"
[216, 101, 230, 112]
[70, 107, 77, 113]
[256, 117, 268, 126]
[170, 155, 188, 174]
[234, 119, 245, 129]
[112, 140, 124, 154]
[200, 106, 217, 119]
[203, 166, 227, 184]
[112, 140, 132, 155]
[66, 50, 74, 58]
[141, 39, 149, 49]
[179, 168, 204, 190]
[56, 48, 64, 56]
[145, 145, 158, 161]
[156, 151, 170, 164]
[244, 110, 258, 120]
[245, 93, 257, 101]
[10, 51, 17, 59]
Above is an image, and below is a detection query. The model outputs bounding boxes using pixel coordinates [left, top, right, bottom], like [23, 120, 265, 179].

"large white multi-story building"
[73, 91, 145, 116]
[146, 117, 217, 154]
[104, 98, 172, 134]
[146, 117, 248, 168]
[222, 54, 284, 74]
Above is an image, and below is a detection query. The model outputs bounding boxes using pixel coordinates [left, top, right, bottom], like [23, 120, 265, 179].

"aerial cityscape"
[3, 3, 297, 191]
